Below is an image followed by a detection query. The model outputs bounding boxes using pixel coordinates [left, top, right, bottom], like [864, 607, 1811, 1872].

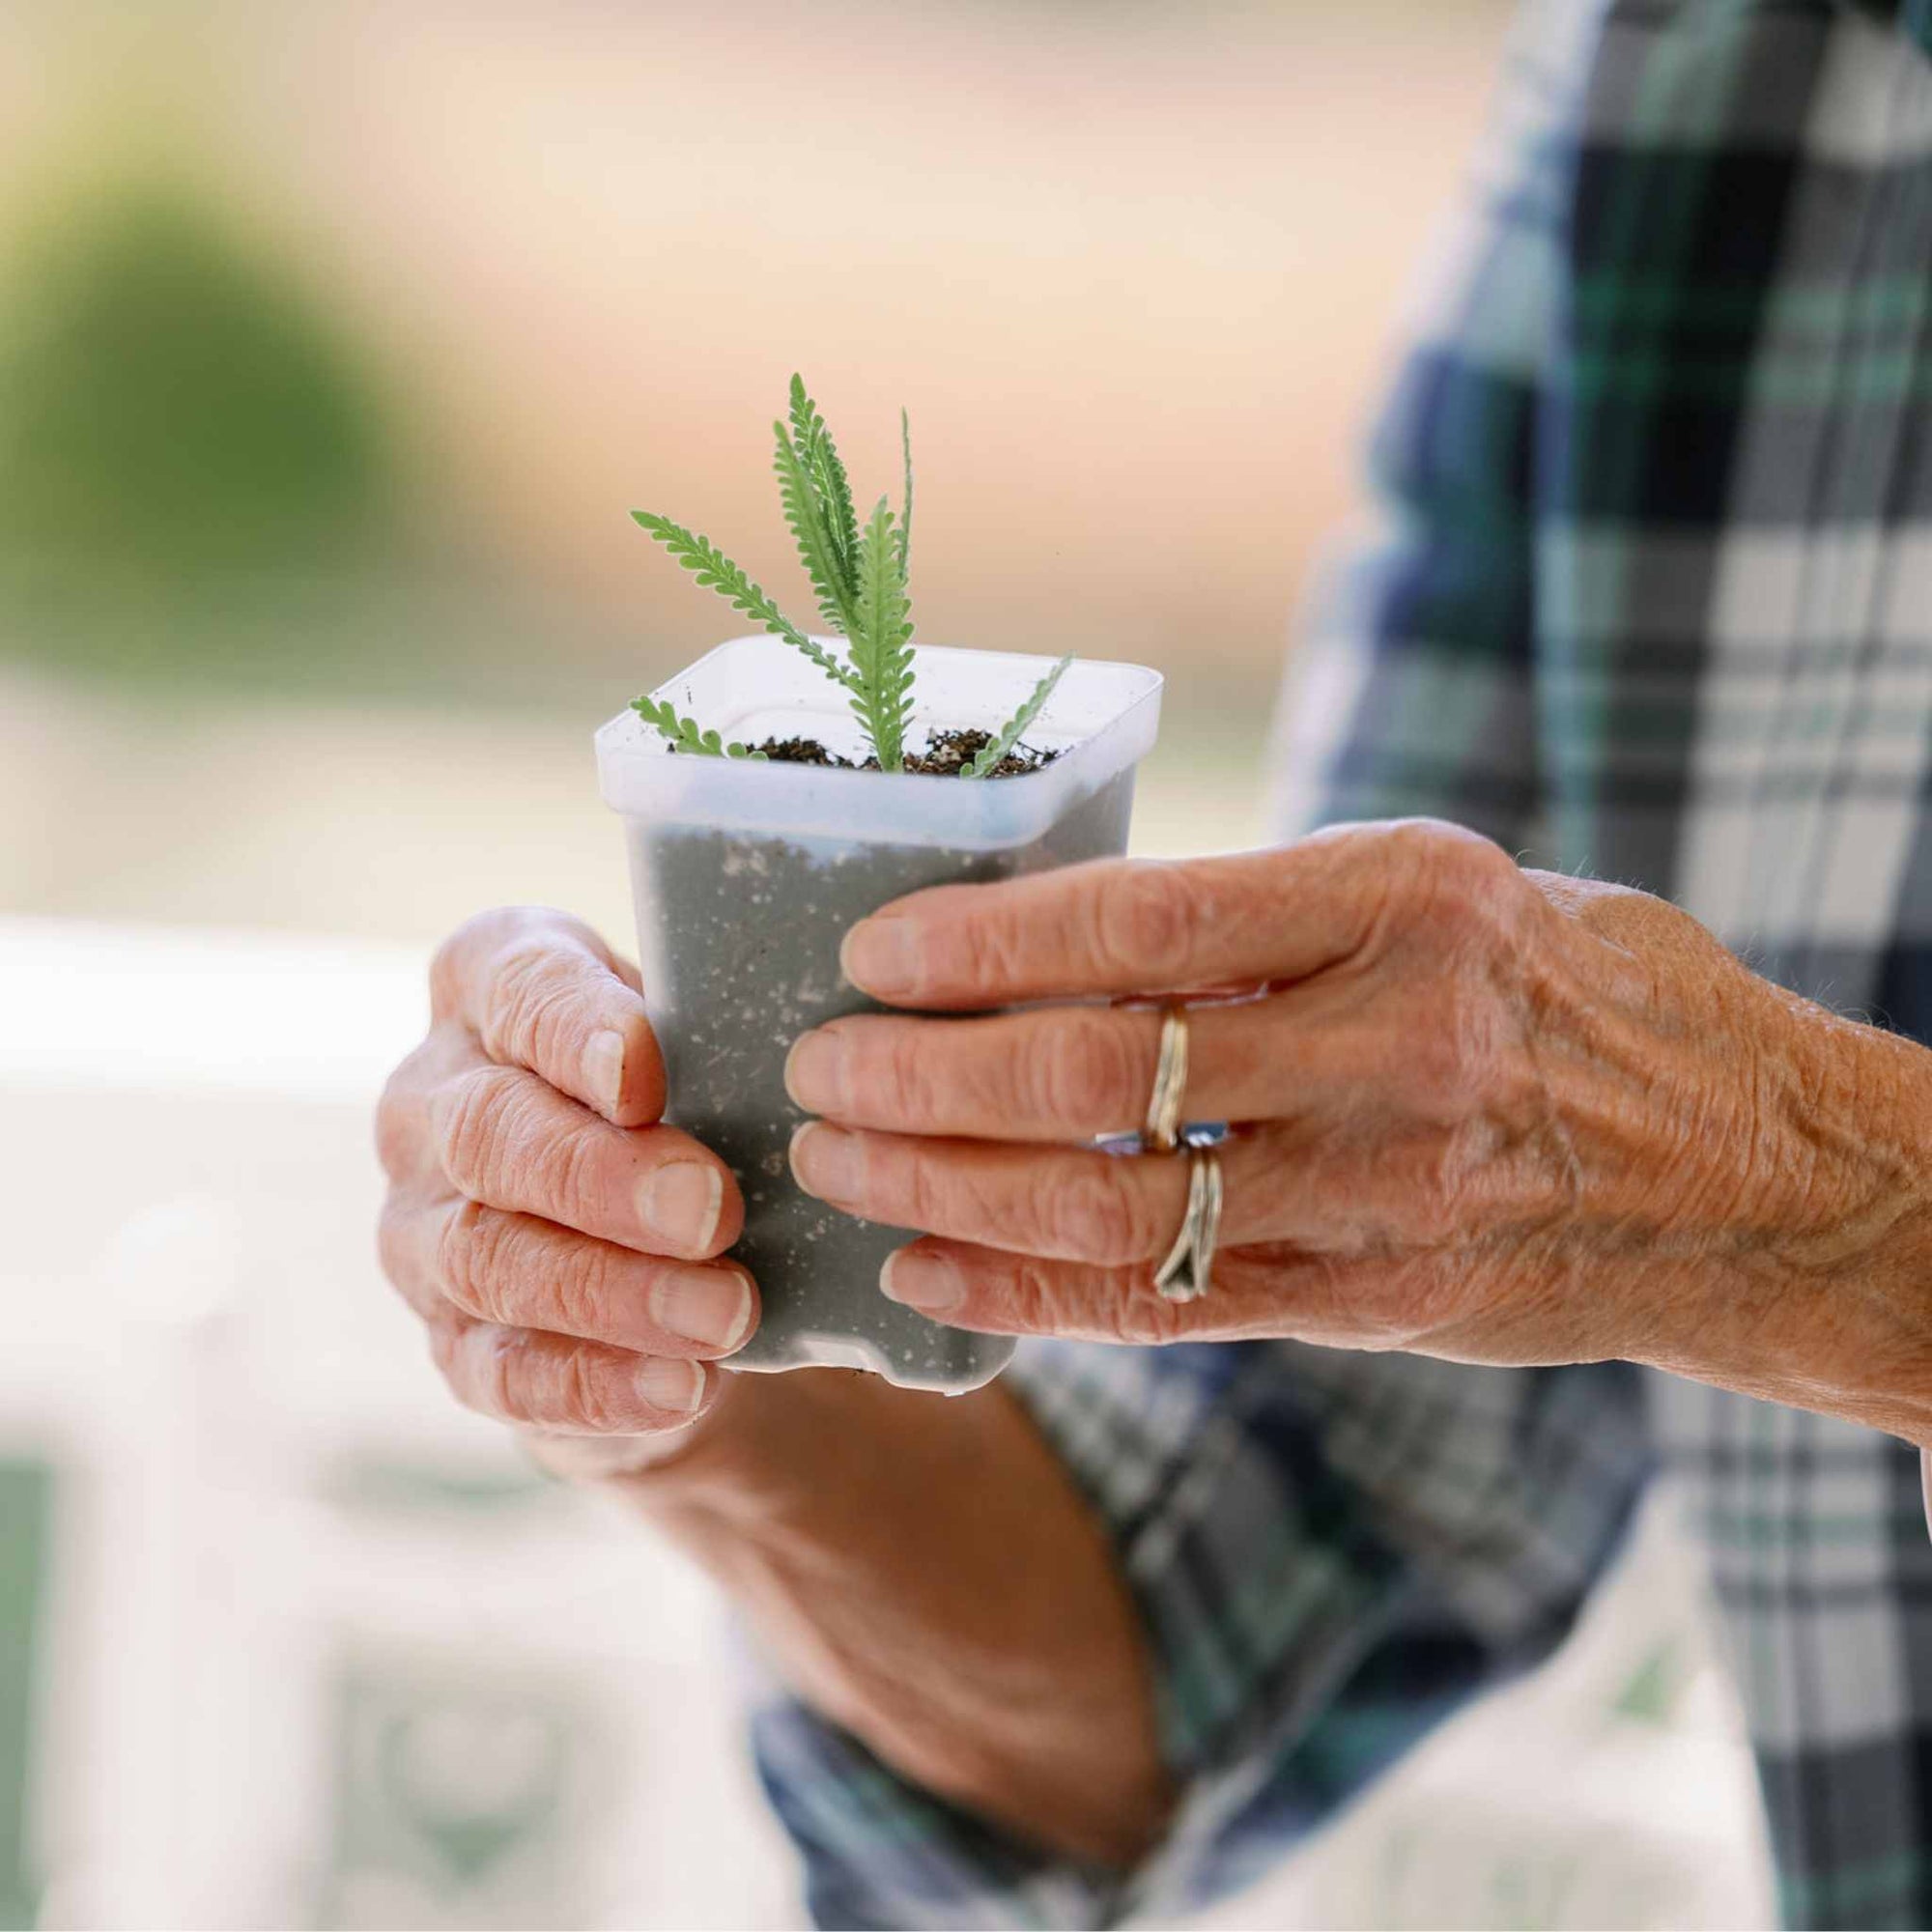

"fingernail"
[784, 1029, 848, 1112]
[636, 1356, 706, 1414]
[583, 1029, 626, 1114]
[639, 1162, 724, 1251]
[881, 1248, 964, 1316]
[652, 1265, 754, 1351]
[840, 917, 920, 996]
[789, 1122, 864, 1204]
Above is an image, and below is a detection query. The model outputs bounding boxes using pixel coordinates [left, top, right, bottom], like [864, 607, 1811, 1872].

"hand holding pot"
[787, 819, 1932, 1443]
[376, 907, 760, 1472]
[374, 906, 1174, 1867]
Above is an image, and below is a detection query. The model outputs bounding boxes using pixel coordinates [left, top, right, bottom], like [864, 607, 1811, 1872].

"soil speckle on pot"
[632, 770, 1133, 1389]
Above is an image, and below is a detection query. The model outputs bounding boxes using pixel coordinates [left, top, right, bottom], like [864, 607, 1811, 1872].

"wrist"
[538, 1365, 944, 1520]
[1548, 877, 1932, 1439]
[1665, 976, 1932, 1442]
[1777, 1007, 1932, 1440]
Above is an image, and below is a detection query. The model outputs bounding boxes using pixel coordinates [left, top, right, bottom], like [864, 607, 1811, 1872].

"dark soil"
[752, 735, 844, 766]
[741, 727, 1059, 779]
[639, 765, 1135, 1389]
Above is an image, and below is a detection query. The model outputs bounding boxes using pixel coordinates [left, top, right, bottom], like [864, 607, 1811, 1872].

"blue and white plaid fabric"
[752, 3, 1932, 1923]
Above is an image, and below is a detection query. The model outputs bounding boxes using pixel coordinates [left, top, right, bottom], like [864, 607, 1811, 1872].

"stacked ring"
[1142, 1005, 1223, 1301]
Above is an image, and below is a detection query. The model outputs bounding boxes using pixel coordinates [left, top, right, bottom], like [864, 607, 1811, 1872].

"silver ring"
[1153, 1145, 1223, 1302]
[1144, 1007, 1190, 1153]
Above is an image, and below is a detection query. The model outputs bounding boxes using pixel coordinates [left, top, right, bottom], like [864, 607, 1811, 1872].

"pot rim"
[597, 636, 1163, 849]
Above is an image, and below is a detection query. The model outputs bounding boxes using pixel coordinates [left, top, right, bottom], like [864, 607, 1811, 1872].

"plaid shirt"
[750, 3, 1932, 1925]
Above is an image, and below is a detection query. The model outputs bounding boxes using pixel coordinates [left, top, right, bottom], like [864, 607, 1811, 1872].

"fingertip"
[583, 1028, 627, 1116]
[880, 1244, 966, 1317]
[635, 1354, 712, 1419]
[789, 1120, 862, 1207]
[781, 1033, 810, 1111]
[650, 1263, 759, 1357]
[456, 915, 665, 1122]
[840, 916, 921, 1001]
[637, 1156, 736, 1257]
[592, 1014, 668, 1126]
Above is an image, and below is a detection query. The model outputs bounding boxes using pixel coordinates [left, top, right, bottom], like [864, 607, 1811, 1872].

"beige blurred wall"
[8, 3, 1511, 674]
[255, 1, 1512, 679]
[1, 2, 1513, 941]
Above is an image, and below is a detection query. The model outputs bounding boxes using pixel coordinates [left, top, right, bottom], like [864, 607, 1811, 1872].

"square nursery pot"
[597, 635, 1163, 1393]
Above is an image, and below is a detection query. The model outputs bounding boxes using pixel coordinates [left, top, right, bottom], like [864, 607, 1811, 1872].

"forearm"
[596, 1367, 1171, 1866]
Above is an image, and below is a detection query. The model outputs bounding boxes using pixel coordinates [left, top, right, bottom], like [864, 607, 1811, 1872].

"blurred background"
[0, 3, 1776, 1926]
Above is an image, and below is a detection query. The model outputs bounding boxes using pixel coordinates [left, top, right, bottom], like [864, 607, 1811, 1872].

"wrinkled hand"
[377, 908, 758, 1470]
[785, 820, 1871, 1383]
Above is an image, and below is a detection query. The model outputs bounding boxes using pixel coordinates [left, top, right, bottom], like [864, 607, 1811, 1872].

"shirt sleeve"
[1265, 0, 1598, 865]
[748, 1345, 1650, 1930]
[748, 5, 1651, 1926]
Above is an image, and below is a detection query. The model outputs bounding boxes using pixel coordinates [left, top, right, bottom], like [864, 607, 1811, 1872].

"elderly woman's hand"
[376, 908, 758, 1465]
[786, 820, 1932, 1440]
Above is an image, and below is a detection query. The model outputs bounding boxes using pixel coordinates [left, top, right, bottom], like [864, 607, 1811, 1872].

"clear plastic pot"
[597, 636, 1163, 1393]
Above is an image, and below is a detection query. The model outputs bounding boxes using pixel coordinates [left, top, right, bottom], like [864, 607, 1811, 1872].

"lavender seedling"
[631, 377, 1068, 776]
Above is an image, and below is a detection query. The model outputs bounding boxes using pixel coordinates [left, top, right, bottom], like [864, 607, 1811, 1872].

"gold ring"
[1153, 1145, 1223, 1302]
[1144, 1007, 1190, 1153]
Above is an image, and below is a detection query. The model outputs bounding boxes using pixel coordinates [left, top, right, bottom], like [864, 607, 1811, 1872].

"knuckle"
[1120, 1281, 1193, 1346]
[1395, 823, 1520, 934]
[953, 914, 1027, 1000]
[375, 1198, 419, 1295]
[425, 1313, 460, 1380]
[1388, 816, 1501, 870]
[1004, 1259, 1182, 1344]
[561, 1348, 623, 1434]
[876, 1027, 942, 1126]
[550, 1241, 621, 1341]
[1002, 1256, 1066, 1332]
[1092, 864, 1197, 980]
[430, 909, 517, 1014]
[435, 1064, 531, 1191]
[434, 1200, 507, 1318]
[374, 1046, 432, 1179]
[455, 1323, 519, 1421]
[373, 1103, 415, 1185]
[1044, 1168, 1145, 1264]
[479, 936, 576, 1065]
[1035, 1013, 1143, 1132]
[548, 1120, 611, 1231]
[428, 929, 474, 1017]
[893, 1141, 952, 1236]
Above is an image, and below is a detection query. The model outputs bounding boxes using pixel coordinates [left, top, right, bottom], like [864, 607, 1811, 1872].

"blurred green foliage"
[0, 1464, 51, 1930]
[0, 180, 398, 680]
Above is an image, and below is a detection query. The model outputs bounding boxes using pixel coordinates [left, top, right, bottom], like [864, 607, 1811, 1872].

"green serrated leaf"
[631, 381, 938, 774]
[774, 414, 860, 639]
[790, 375, 860, 591]
[962, 655, 1071, 778]
[632, 696, 772, 761]
[631, 510, 862, 695]
[632, 694, 725, 757]
[850, 496, 915, 773]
